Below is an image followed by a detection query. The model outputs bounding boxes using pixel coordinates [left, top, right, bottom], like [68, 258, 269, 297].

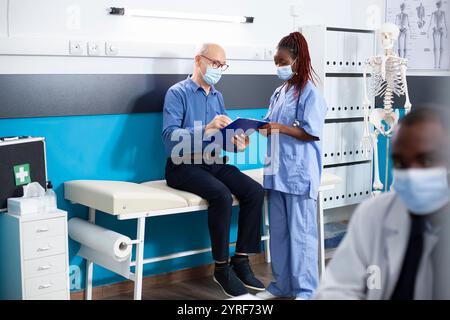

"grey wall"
[0, 74, 282, 118]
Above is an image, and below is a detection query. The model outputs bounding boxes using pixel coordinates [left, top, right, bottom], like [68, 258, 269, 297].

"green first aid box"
[0, 137, 47, 212]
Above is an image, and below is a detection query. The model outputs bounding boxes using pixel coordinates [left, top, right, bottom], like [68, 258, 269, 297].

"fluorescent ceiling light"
[108, 7, 254, 24]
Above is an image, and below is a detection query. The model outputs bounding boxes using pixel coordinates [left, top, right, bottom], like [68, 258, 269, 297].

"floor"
[101, 262, 273, 300]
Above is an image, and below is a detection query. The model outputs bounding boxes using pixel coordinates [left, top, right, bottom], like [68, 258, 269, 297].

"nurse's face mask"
[276, 58, 297, 81]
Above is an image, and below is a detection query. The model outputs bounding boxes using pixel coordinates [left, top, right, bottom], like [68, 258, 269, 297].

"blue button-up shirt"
[263, 81, 328, 199]
[162, 76, 228, 157]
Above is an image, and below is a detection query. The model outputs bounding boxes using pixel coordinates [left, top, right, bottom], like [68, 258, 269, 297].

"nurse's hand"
[205, 115, 233, 135]
[259, 122, 285, 136]
[232, 134, 250, 152]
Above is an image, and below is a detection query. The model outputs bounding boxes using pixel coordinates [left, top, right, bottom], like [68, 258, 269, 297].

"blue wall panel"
[0, 108, 268, 289]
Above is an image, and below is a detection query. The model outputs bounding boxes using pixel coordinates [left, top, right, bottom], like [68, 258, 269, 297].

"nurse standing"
[257, 32, 327, 300]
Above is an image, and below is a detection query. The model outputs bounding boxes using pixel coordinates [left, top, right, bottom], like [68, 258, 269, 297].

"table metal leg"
[317, 191, 326, 278]
[85, 208, 95, 300]
[134, 217, 146, 300]
[263, 196, 271, 263]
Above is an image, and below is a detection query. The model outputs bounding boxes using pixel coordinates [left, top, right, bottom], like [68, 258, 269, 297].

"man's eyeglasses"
[200, 55, 229, 71]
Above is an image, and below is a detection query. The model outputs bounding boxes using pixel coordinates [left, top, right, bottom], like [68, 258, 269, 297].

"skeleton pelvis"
[369, 108, 399, 136]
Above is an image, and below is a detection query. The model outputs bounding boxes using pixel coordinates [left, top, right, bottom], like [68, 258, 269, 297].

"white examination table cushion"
[141, 180, 208, 207]
[141, 168, 264, 207]
[64, 180, 189, 215]
[64, 169, 341, 216]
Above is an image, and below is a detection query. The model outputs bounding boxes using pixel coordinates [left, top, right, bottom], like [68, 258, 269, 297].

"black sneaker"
[230, 256, 265, 291]
[213, 265, 248, 297]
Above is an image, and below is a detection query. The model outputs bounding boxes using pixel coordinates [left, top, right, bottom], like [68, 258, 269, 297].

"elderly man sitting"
[161, 43, 266, 297]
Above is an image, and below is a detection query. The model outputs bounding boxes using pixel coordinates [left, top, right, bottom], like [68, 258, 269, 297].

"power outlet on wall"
[69, 40, 84, 55]
[105, 42, 119, 56]
[88, 41, 104, 56]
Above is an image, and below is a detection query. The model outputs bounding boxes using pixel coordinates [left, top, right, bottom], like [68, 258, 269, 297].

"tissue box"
[7, 197, 43, 216]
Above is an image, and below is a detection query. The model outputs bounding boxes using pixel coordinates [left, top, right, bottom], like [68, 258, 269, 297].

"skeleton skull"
[379, 23, 400, 50]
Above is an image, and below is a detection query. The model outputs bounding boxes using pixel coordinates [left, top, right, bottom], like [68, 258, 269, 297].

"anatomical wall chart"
[386, 0, 450, 70]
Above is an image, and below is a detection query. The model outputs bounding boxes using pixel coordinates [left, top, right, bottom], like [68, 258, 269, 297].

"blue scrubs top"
[162, 76, 228, 157]
[263, 81, 327, 200]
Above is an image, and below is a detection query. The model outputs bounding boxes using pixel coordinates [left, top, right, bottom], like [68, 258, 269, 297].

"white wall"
[2, 0, 386, 43]
[0, 0, 385, 74]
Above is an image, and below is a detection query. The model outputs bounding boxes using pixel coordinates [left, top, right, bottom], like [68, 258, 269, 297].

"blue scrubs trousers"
[267, 190, 319, 299]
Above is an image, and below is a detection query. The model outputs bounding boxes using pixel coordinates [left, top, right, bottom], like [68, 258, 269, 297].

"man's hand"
[232, 134, 250, 152]
[205, 115, 233, 136]
[259, 122, 285, 137]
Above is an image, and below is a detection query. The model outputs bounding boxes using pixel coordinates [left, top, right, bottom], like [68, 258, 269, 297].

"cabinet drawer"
[28, 289, 69, 300]
[24, 254, 67, 278]
[25, 272, 68, 298]
[22, 218, 66, 241]
[23, 236, 66, 260]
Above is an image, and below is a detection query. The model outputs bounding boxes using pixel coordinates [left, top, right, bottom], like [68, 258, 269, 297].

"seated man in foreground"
[315, 107, 450, 300]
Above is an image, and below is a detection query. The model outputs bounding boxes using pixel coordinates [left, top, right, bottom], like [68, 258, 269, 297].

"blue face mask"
[276, 65, 294, 81]
[392, 167, 450, 215]
[202, 65, 222, 86]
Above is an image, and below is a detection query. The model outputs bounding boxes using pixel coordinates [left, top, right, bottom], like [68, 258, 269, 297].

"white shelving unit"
[300, 25, 376, 259]
[0, 210, 70, 300]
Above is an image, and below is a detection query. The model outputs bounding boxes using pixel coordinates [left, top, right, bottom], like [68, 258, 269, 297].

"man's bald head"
[197, 43, 226, 58]
[192, 43, 227, 88]
[392, 107, 450, 170]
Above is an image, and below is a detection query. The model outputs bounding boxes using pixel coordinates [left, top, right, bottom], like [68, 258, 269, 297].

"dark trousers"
[165, 158, 265, 261]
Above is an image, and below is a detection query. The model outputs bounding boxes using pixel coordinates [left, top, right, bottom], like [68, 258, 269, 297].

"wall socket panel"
[88, 41, 104, 56]
[69, 40, 84, 55]
[105, 42, 119, 56]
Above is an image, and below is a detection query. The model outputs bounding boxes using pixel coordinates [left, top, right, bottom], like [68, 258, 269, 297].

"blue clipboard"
[218, 118, 268, 148]
[220, 117, 268, 134]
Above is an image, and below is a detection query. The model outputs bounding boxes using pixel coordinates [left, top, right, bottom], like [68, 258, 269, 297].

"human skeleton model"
[417, 3, 426, 29]
[395, 3, 411, 58]
[362, 23, 412, 194]
[428, 0, 448, 69]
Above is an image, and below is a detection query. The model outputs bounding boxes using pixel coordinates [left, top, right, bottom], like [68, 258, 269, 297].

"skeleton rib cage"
[366, 56, 408, 110]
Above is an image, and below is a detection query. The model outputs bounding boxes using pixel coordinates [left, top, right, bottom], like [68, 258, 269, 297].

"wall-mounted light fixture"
[108, 7, 254, 24]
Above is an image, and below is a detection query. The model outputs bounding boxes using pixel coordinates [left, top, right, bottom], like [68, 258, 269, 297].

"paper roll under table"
[68, 218, 132, 261]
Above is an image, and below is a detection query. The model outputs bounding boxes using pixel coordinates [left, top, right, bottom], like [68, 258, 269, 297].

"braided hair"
[277, 31, 318, 94]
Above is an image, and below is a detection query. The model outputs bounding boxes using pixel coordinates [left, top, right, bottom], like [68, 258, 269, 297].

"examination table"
[64, 168, 341, 300]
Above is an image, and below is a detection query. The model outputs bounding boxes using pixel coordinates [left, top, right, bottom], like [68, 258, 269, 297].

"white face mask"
[275, 58, 297, 81]
[276, 65, 294, 81]
[392, 167, 450, 215]
[201, 63, 222, 86]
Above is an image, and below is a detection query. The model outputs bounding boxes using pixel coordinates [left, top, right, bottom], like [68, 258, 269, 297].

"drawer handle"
[37, 246, 52, 252]
[38, 284, 53, 290]
[36, 228, 49, 233]
[38, 265, 53, 271]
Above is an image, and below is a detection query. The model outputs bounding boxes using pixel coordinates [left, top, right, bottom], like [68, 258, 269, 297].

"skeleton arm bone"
[361, 61, 373, 157]
[362, 62, 372, 129]
[400, 62, 412, 114]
